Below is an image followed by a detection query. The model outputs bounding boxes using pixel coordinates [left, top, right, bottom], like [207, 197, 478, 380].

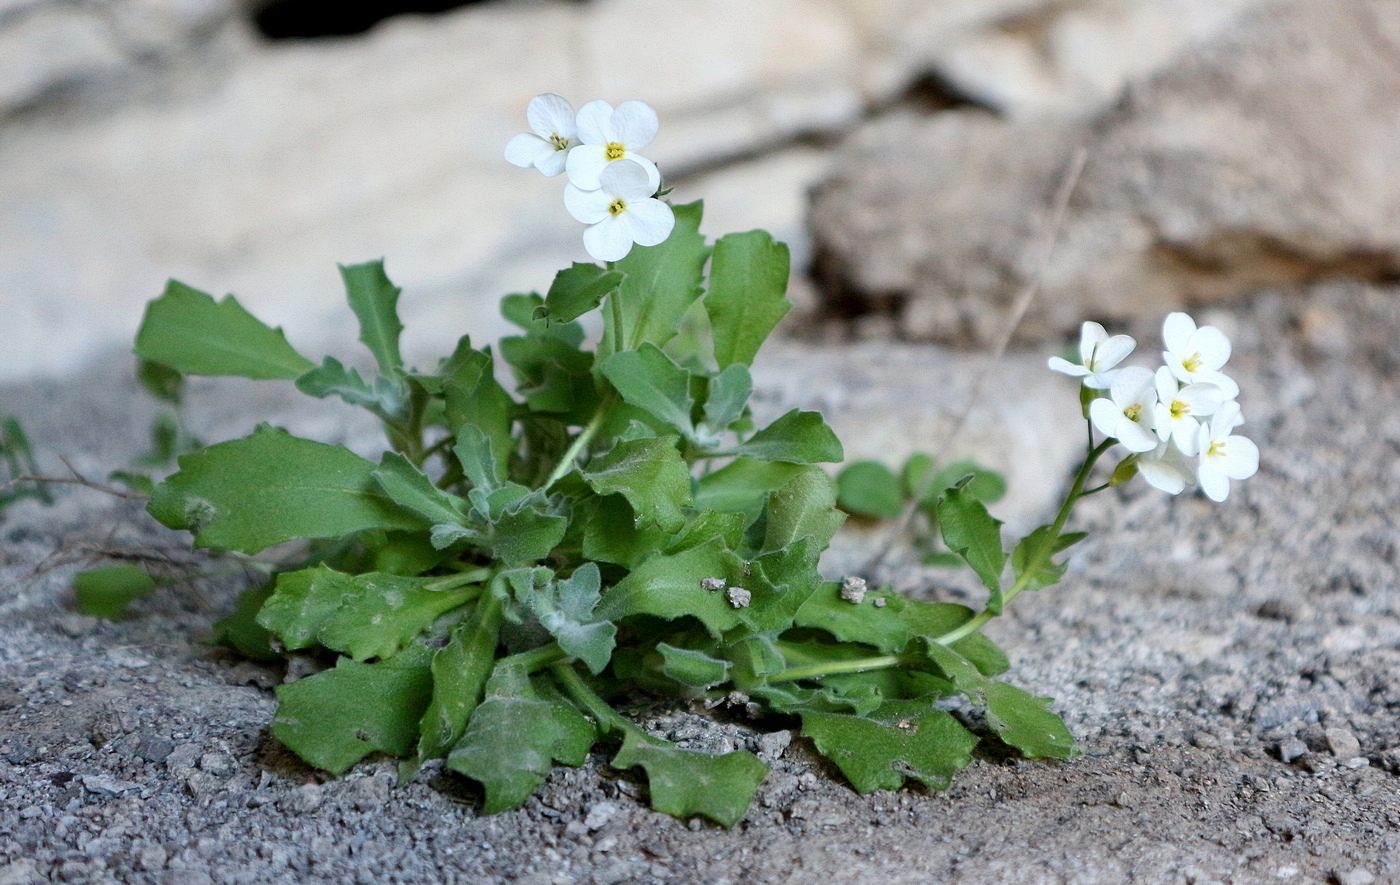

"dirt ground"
[2, 282, 1398, 885]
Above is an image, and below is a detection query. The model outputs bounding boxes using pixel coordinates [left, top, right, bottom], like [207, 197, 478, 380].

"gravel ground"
[1, 281, 1398, 885]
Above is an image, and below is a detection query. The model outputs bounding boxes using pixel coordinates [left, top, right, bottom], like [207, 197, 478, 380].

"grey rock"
[583, 801, 618, 832]
[79, 774, 139, 796]
[1324, 727, 1362, 760]
[810, 0, 1400, 345]
[1276, 738, 1307, 764]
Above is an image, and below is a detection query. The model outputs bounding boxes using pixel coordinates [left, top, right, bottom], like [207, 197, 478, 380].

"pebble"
[80, 774, 139, 796]
[1277, 738, 1308, 764]
[584, 801, 618, 831]
[757, 730, 792, 761]
[1336, 871, 1375, 885]
[725, 586, 751, 608]
[1323, 727, 1361, 759]
[840, 576, 867, 603]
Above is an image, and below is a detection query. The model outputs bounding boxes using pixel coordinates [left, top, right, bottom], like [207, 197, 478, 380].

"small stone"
[840, 576, 867, 603]
[198, 752, 236, 778]
[1336, 871, 1375, 885]
[135, 843, 168, 872]
[584, 801, 618, 831]
[1344, 756, 1370, 770]
[873, 597, 887, 607]
[699, 577, 726, 592]
[725, 586, 751, 608]
[1277, 738, 1308, 764]
[81, 774, 139, 795]
[1379, 747, 1400, 773]
[563, 820, 589, 840]
[757, 730, 792, 761]
[1323, 727, 1362, 759]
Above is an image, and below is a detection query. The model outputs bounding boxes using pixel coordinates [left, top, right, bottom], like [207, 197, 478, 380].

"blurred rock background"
[2, 0, 1394, 380]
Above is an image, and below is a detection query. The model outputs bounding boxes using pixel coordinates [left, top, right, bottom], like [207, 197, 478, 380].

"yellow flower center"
[1124, 403, 1142, 422]
[1181, 352, 1203, 373]
[608, 198, 627, 216]
[1169, 398, 1189, 420]
[1207, 439, 1225, 458]
[550, 133, 571, 151]
[605, 142, 627, 160]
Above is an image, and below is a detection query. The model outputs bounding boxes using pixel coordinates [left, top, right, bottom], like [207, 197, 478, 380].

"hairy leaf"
[341, 260, 404, 374]
[520, 563, 617, 675]
[582, 436, 692, 532]
[793, 582, 910, 653]
[135, 280, 315, 380]
[541, 263, 625, 325]
[705, 230, 791, 369]
[147, 424, 419, 554]
[761, 467, 846, 556]
[600, 345, 695, 441]
[801, 709, 977, 793]
[936, 479, 1006, 613]
[1011, 526, 1087, 594]
[418, 595, 503, 758]
[611, 732, 767, 827]
[733, 410, 843, 464]
[296, 357, 404, 415]
[609, 201, 707, 354]
[657, 643, 732, 690]
[373, 452, 470, 527]
[594, 537, 746, 636]
[699, 363, 753, 441]
[693, 457, 804, 521]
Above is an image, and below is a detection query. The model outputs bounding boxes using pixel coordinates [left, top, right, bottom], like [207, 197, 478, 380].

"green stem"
[542, 393, 615, 489]
[551, 662, 637, 737]
[934, 435, 1115, 646]
[424, 567, 493, 593]
[505, 642, 569, 674]
[769, 654, 909, 684]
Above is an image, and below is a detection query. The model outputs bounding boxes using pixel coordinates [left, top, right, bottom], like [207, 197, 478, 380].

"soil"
[2, 281, 1398, 885]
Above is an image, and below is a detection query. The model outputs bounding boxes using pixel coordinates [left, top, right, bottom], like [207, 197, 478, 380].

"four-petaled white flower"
[565, 99, 662, 193]
[1088, 366, 1158, 453]
[504, 93, 579, 178]
[1153, 367, 1226, 456]
[1194, 402, 1259, 502]
[564, 160, 675, 262]
[1137, 438, 1194, 496]
[1048, 322, 1136, 390]
[1161, 311, 1239, 399]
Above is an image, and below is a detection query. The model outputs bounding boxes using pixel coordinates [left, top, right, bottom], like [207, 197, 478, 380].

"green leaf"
[418, 594, 503, 759]
[611, 732, 767, 827]
[793, 582, 910, 654]
[581, 436, 692, 532]
[446, 664, 596, 814]
[373, 452, 469, 527]
[699, 363, 752, 441]
[741, 537, 825, 633]
[1011, 526, 1087, 594]
[836, 461, 904, 519]
[341, 260, 404, 374]
[499, 333, 597, 422]
[272, 656, 433, 775]
[761, 466, 846, 556]
[454, 425, 503, 493]
[801, 709, 977, 793]
[520, 563, 617, 675]
[541, 263, 625, 325]
[147, 424, 420, 554]
[490, 491, 568, 566]
[137, 359, 184, 404]
[936, 479, 1006, 613]
[897, 600, 1010, 677]
[907, 455, 1006, 508]
[693, 457, 804, 521]
[211, 584, 280, 661]
[599, 345, 695, 440]
[439, 341, 515, 476]
[657, 643, 732, 690]
[135, 280, 315, 380]
[606, 201, 708, 355]
[296, 357, 404, 415]
[734, 410, 843, 464]
[705, 230, 792, 368]
[257, 565, 474, 661]
[72, 565, 157, 619]
[595, 537, 746, 636]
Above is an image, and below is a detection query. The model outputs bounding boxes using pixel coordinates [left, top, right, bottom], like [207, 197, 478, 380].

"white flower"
[1089, 366, 1159, 452]
[1048, 321, 1135, 389]
[1137, 438, 1194, 496]
[1161, 311, 1239, 399]
[1153, 367, 1225, 456]
[504, 93, 580, 177]
[564, 160, 675, 262]
[565, 99, 661, 193]
[1195, 402, 1259, 502]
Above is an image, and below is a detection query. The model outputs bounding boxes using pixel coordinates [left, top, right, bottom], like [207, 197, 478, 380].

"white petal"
[505, 133, 552, 169]
[1198, 463, 1230, 502]
[1173, 417, 1200, 456]
[1093, 334, 1136, 371]
[1117, 421, 1159, 454]
[1154, 366, 1179, 403]
[610, 100, 659, 150]
[1195, 369, 1239, 399]
[575, 99, 614, 145]
[598, 159, 653, 200]
[583, 217, 634, 262]
[565, 145, 611, 190]
[527, 93, 576, 141]
[1088, 398, 1121, 439]
[1210, 402, 1242, 437]
[1187, 326, 1231, 370]
[1139, 458, 1187, 495]
[1078, 322, 1108, 363]
[1217, 435, 1259, 480]
[1083, 368, 1119, 390]
[1176, 382, 1225, 416]
[626, 154, 662, 193]
[1109, 366, 1155, 407]
[1162, 312, 1196, 354]
[535, 148, 569, 178]
[1048, 356, 1090, 377]
[564, 183, 613, 224]
[622, 198, 675, 247]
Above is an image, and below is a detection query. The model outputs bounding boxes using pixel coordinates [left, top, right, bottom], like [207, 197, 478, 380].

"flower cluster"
[1051, 313, 1259, 501]
[506, 93, 675, 263]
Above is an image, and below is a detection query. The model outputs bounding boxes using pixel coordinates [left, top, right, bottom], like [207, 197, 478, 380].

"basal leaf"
[936, 479, 1006, 612]
[581, 436, 692, 532]
[693, 457, 804, 522]
[341, 260, 404, 375]
[520, 563, 617, 675]
[793, 582, 910, 654]
[699, 363, 753, 441]
[734, 410, 842, 464]
[418, 595, 503, 759]
[541, 263, 625, 325]
[982, 681, 1077, 760]
[898, 599, 1010, 677]
[761, 466, 846, 556]
[499, 333, 597, 423]
[373, 452, 470, 527]
[272, 656, 433, 775]
[705, 230, 792, 369]
[836, 460, 904, 519]
[741, 537, 824, 633]
[440, 343, 516, 475]
[609, 201, 707, 354]
[72, 565, 156, 620]
[657, 643, 732, 690]
[134, 281, 315, 380]
[594, 537, 746, 636]
[611, 732, 767, 827]
[146, 424, 419, 554]
[599, 345, 695, 440]
[800, 709, 977, 793]
[211, 584, 280, 661]
[581, 495, 670, 568]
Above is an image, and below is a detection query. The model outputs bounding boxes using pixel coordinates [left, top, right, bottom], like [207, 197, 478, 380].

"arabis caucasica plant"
[108, 94, 1259, 827]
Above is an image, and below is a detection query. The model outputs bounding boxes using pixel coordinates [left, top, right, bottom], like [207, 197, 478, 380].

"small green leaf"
[418, 595, 503, 759]
[733, 410, 843, 464]
[700, 363, 753, 440]
[611, 732, 767, 827]
[801, 709, 977, 793]
[761, 467, 846, 556]
[446, 663, 596, 814]
[600, 345, 695, 440]
[693, 458, 804, 521]
[541, 263, 625, 325]
[341, 260, 405, 375]
[499, 334, 597, 423]
[608, 201, 708, 353]
[440, 342, 515, 476]
[1010, 526, 1087, 594]
[657, 643, 732, 690]
[705, 230, 792, 369]
[135, 280, 315, 380]
[897, 600, 1010, 677]
[211, 584, 280, 661]
[490, 491, 568, 566]
[936, 479, 1006, 612]
[520, 564, 617, 675]
[594, 537, 746, 636]
[296, 357, 404, 415]
[836, 461, 904, 519]
[147, 425, 419, 554]
[741, 537, 824, 632]
[72, 565, 157, 619]
[137, 359, 184, 404]
[454, 425, 503, 494]
[373, 452, 470, 527]
[793, 582, 910, 654]
[272, 655, 433, 775]
[907, 456, 1006, 508]
[582, 436, 692, 532]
